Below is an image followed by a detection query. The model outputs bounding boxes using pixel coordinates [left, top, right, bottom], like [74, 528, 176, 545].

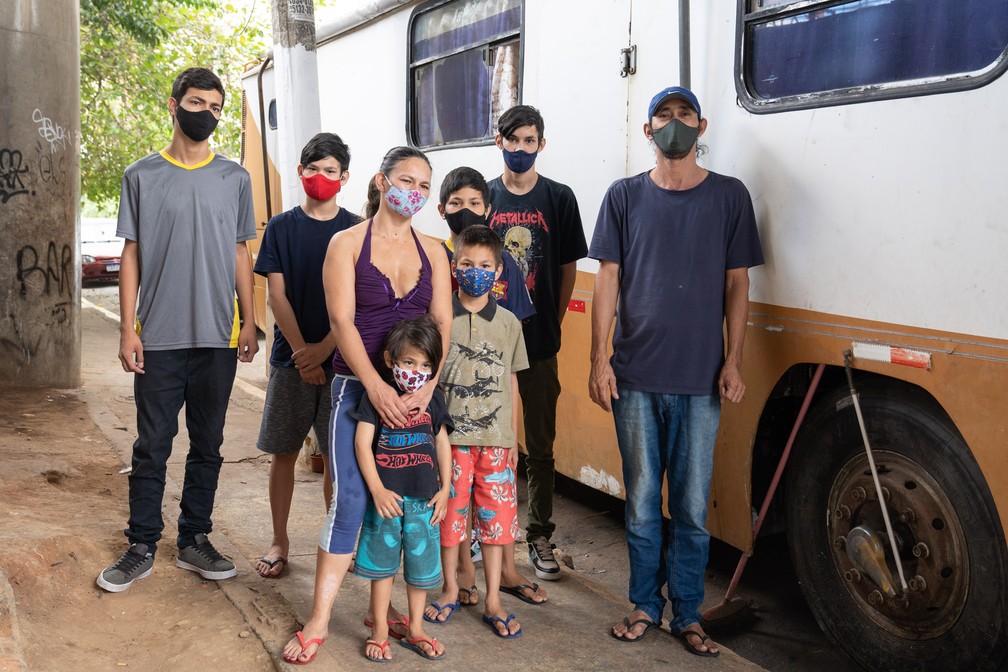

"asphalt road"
[81, 282, 861, 672]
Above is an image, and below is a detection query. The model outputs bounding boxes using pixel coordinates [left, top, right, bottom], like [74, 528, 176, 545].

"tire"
[785, 382, 1008, 672]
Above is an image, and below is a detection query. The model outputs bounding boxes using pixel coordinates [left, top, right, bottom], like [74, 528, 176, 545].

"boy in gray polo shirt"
[426, 225, 528, 639]
[97, 67, 258, 593]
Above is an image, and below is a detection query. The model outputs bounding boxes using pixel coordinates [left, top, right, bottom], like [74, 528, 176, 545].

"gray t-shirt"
[117, 151, 257, 350]
[589, 170, 764, 395]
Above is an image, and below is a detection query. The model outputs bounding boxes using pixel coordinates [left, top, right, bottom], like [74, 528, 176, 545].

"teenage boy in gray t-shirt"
[97, 67, 259, 593]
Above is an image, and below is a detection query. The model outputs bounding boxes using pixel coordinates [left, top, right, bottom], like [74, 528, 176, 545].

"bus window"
[408, 0, 522, 148]
[737, 0, 1008, 112]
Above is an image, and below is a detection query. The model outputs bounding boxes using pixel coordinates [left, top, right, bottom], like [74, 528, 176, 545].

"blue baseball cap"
[647, 86, 701, 121]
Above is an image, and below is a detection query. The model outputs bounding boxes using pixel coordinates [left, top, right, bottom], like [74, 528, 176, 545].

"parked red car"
[81, 217, 121, 283]
[82, 253, 121, 282]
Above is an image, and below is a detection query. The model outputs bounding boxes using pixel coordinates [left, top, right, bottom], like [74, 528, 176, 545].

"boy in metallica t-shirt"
[353, 315, 454, 662]
[488, 105, 587, 590]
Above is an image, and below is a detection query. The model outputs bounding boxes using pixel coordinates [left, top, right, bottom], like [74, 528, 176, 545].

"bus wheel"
[785, 384, 1008, 672]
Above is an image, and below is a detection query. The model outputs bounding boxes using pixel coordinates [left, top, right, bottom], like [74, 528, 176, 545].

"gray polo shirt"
[441, 293, 529, 447]
[117, 151, 256, 350]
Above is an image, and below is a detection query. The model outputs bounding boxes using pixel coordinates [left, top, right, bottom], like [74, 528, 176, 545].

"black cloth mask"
[174, 105, 219, 142]
[444, 207, 487, 235]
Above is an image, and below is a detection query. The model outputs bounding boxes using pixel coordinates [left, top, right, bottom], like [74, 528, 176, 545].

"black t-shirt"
[352, 388, 453, 499]
[253, 206, 362, 367]
[488, 175, 587, 361]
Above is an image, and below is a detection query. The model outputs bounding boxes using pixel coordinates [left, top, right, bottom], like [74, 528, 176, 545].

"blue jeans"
[612, 389, 721, 632]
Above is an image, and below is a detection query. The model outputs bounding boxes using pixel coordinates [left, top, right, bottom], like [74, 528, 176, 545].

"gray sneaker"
[97, 543, 154, 593]
[528, 536, 561, 581]
[176, 533, 237, 580]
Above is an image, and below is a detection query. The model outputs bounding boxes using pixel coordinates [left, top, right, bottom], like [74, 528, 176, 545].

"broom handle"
[723, 363, 826, 602]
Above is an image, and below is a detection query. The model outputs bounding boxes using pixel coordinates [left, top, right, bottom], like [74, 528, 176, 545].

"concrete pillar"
[270, 0, 320, 209]
[0, 0, 82, 388]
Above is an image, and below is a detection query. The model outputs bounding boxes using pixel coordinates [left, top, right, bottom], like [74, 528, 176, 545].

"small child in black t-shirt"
[353, 314, 453, 662]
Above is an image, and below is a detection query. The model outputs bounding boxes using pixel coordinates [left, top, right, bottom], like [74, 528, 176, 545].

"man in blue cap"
[587, 86, 763, 655]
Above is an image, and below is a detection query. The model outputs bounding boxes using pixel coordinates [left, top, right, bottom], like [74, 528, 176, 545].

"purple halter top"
[331, 219, 433, 376]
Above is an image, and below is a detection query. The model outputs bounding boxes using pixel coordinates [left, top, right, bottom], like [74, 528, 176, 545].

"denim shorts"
[353, 496, 441, 589]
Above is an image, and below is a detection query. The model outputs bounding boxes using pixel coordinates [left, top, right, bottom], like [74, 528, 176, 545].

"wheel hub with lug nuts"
[828, 449, 968, 639]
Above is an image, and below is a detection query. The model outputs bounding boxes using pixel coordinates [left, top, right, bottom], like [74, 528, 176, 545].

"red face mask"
[301, 172, 342, 201]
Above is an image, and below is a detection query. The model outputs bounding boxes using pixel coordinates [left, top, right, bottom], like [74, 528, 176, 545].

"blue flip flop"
[423, 600, 460, 623]
[482, 613, 522, 638]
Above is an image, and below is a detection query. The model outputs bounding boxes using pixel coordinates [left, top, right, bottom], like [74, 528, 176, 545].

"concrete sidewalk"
[0, 303, 767, 672]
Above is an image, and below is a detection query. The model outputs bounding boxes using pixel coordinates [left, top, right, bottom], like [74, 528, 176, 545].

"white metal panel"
[247, 0, 1008, 340]
[643, 3, 1008, 340]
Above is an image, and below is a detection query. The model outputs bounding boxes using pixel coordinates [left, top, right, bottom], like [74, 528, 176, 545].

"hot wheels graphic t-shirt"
[352, 388, 453, 499]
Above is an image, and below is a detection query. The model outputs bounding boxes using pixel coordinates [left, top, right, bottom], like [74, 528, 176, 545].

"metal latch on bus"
[620, 45, 636, 77]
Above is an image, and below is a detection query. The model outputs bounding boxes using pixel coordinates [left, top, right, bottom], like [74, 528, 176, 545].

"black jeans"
[516, 355, 560, 541]
[126, 348, 236, 553]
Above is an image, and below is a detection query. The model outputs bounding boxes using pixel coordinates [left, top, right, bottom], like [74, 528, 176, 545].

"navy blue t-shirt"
[589, 171, 764, 395]
[352, 388, 454, 499]
[253, 206, 361, 368]
[488, 175, 587, 361]
[442, 242, 536, 321]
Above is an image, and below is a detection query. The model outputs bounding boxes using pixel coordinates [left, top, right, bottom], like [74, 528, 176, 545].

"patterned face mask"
[455, 266, 496, 298]
[383, 175, 427, 217]
[392, 364, 432, 393]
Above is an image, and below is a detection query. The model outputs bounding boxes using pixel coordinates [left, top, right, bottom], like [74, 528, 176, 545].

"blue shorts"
[353, 497, 441, 589]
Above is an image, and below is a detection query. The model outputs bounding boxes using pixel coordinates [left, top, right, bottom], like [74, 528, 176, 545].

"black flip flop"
[676, 628, 720, 657]
[499, 582, 545, 605]
[611, 617, 658, 643]
[458, 584, 479, 606]
[256, 556, 287, 578]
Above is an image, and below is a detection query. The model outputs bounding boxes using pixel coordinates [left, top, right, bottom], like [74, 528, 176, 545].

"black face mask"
[174, 105, 219, 142]
[445, 207, 487, 235]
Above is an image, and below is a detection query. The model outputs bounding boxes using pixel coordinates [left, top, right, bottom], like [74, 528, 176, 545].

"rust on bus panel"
[718, 302, 1008, 553]
[553, 273, 1008, 555]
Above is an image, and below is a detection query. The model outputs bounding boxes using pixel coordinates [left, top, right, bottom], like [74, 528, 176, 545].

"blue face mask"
[501, 147, 537, 174]
[455, 266, 496, 298]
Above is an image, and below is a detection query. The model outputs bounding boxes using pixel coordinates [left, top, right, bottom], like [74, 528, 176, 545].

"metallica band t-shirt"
[352, 388, 453, 499]
[488, 175, 587, 361]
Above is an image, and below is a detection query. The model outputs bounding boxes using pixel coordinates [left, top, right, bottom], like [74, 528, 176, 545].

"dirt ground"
[0, 287, 850, 672]
[0, 388, 275, 672]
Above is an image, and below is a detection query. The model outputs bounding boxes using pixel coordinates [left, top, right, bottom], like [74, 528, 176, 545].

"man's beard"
[660, 146, 694, 161]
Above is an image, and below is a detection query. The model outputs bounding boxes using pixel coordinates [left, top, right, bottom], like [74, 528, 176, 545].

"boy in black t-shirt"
[488, 105, 588, 589]
[354, 315, 453, 662]
[252, 132, 361, 579]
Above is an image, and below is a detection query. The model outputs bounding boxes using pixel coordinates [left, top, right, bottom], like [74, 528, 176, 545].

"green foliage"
[80, 0, 272, 206]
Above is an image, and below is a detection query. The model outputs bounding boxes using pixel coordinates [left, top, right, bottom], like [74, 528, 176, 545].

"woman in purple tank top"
[282, 147, 451, 665]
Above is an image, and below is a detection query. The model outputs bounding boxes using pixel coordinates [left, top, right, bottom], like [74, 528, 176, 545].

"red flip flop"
[363, 615, 410, 640]
[399, 636, 445, 660]
[284, 630, 325, 665]
[364, 639, 390, 663]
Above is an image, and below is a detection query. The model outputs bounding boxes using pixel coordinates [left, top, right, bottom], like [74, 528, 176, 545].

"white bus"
[240, 2, 1008, 669]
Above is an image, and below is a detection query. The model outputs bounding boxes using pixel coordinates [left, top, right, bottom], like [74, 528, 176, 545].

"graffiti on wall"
[2, 241, 75, 366]
[2, 108, 78, 205]
[0, 148, 33, 203]
[16, 242, 73, 298]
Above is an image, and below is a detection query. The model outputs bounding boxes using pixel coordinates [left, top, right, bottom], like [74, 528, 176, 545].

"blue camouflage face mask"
[455, 266, 496, 298]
